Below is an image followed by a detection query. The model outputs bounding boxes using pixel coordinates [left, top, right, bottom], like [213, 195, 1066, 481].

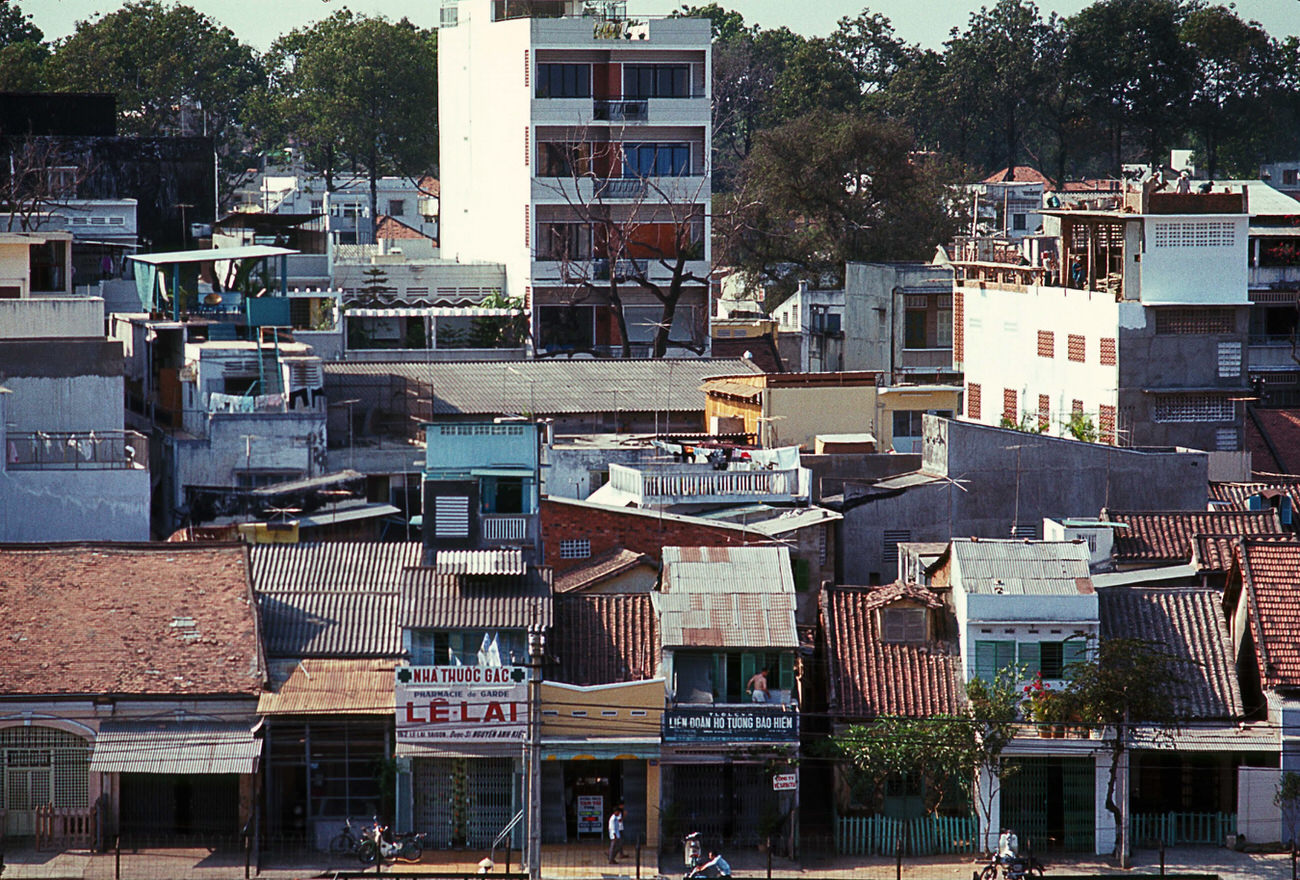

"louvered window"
[433, 496, 470, 538]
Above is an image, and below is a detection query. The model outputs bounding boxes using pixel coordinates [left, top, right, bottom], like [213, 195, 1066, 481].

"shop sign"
[772, 772, 797, 791]
[396, 665, 528, 744]
[576, 795, 604, 835]
[662, 706, 799, 743]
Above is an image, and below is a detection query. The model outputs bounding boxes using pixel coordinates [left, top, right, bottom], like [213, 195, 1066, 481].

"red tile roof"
[1210, 480, 1300, 515]
[554, 547, 655, 593]
[0, 543, 263, 697]
[549, 594, 659, 686]
[820, 585, 964, 720]
[417, 175, 440, 197]
[1236, 539, 1300, 689]
[1247, 408, 1300, 476]
[1193, 533, 1299, 574]
[982, 166, 1054, 186]
[375, 214, 434, 242]
[1102, 508, 1284, 563]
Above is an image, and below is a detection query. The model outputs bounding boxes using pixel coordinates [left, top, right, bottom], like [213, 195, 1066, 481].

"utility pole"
[525, 631, 544, 880]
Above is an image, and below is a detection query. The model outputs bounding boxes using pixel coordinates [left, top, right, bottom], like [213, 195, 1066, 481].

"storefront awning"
[90, 721, 261, 774]
[346, 307, 521, 318]
[542, 739, 660, 761]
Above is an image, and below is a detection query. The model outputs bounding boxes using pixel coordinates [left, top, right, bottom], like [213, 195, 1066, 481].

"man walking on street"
[608, 803, 625, 863]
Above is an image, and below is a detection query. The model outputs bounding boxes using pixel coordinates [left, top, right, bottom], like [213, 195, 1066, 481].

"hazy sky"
[26, 0, 1300, 52]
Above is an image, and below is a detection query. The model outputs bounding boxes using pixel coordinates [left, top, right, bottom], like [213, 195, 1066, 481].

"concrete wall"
[844, 262, 952, 374]
[172, 411, 327, 510]
[546, 443, 657, 500]
[840, 417, 1210, 583]
[0, 296, 104, 340]
[1239, 766, 1285, 845]
[766, 385, 876, 450]
[0, 340, 125, 431]
[1138, 215, 1249, 305]
[802, 452, 921, 502]
[0, 467, 149, 540]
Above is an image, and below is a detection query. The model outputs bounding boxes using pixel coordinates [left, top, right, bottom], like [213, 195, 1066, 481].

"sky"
[25, 0, 1300, 52]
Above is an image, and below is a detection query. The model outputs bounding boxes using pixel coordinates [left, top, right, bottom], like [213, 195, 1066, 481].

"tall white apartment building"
[438, 0, 712, 356]
[953, 186, 1254, 452]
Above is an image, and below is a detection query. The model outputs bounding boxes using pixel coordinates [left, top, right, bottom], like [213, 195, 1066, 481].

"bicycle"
[329, 817, 361, 857]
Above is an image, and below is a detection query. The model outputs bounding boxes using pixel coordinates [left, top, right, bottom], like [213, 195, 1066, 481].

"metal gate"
[667, 764, 773, 847]
[1001, 758, 1095, 852]
[1, 727, 90, 839]
[413, 758, 516, 849]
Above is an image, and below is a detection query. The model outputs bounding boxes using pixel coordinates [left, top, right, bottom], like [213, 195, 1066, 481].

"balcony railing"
[481, 515, 529, 541]
[608, 462, 800, 503]
[6, 430, 148, 470]
[593, 99, 648, 123]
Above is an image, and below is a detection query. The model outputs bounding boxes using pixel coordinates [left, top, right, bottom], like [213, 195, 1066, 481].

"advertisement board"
[395, 665, 529, 745]
[662, 706, 799, 743]
[576, 795, 604, 836]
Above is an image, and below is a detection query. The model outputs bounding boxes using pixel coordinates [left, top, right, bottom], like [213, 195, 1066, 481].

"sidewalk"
[0, 842, 1292, 880]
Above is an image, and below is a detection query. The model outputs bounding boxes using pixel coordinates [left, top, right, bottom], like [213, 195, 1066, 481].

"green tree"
[946, 0, 1052, 176]
[1066, 0, 1197, 172]
[261, 11, 438, 227]
[1064, 638, 1188, 866]
[771, 37, 861, 122]
[0, 0, 46, 89]
[672, 3, 748, 41]
[719, 110, 955, 291]
[832, 714, 978, 816]
[1182, 4, 1278, 179]
[829, 9, 910, 99]
[0, 0, 41, 45]
[965, 666, 1024, 852]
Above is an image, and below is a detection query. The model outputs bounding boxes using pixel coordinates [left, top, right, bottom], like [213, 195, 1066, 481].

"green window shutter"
[792, 558, 810, 592]
[740, 653, 758, 698]
[974, 640, 995, 681]
[778, 652, 796, 692]
[1018, 642, 1040, 677]
[1063, 637, 1089, 676]
[713, 653, 727, 701]
[996, 641, 1017, 674]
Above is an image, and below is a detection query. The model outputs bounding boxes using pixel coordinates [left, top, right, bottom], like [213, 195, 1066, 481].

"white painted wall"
[1239, 767, 1285, 845]
[960, 281, 1119, 434]
[0, 297, 104, 340]
[1138, 215, 1249, 305]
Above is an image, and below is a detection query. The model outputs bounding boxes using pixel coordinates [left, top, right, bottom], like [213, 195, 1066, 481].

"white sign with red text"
[395, 665, 529, 744]
[772, 772, 798, 791]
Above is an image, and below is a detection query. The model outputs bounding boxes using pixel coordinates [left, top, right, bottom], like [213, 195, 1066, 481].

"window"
[1155, 308, 1235, 335]
[1019, 639, 1088, 679]
[893, 410, 923, 440]
[936, 308, 953, 347]
[882, 529, 910, 565]
[623, 64, 690, 98]
[433, 495, 470, 538]
[537, 142, 591, 178]
[623, 143, 690, 178]
[904, 309, 928, 349]
[538, 304, 594, 352]
[1038, 394, 1050, 430]
[967, 382, 981, 419]
[387, 199, 405, 217]
[1011, 523, 1037, 539]
[411, 629, 527, 666]
[1153, 394, 1235, 423]
[882, 607, 927, 643]
[973, 640, 1016, 681]
[1218, 341, 1242, 378]
[536, 63, 591, 98]
[1216, 427, 1239, 451]
[1098, 404, 1116, 444]
[954, 291, 964, 361]
[1067, 333, 1085, 363]
[1151, 220, 1235, 249]
[1283, 169, 1299, 186]
[1100, 337, 1117, 366]
[480, 476, 528, 514]
[538, 222, 593, 260]
[1012, 213, 1027, 231]
[560, 539, 591, 559]
[1037, 330, 1054, 358]
[1002, 388, 1017, 422]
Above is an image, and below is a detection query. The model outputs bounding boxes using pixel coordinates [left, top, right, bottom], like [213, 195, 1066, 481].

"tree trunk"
[652, 253, 690, 358]
[368, 145, 380, 246]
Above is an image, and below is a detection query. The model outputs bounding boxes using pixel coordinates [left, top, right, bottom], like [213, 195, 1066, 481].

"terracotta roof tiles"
[549, 594, 659, 686]
[821, 585, 964, 720]
[0, 543, 263, 697]
[1237, 539, 1300, 690]
[1102, 509, 1284, 563]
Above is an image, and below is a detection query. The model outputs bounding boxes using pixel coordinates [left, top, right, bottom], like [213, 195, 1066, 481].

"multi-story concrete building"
[843, 262, 958, 383]
[438, 0, 712, 356]
[954, 185, 1254, 450]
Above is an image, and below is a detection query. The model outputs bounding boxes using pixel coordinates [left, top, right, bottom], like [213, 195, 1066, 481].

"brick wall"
[541, 499, 763, 573]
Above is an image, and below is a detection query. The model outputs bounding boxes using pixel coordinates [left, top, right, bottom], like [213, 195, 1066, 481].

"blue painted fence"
[834, 813, 979, 856]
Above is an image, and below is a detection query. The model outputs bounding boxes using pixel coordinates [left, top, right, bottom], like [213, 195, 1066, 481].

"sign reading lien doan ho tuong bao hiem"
[396, 665, 529, 744]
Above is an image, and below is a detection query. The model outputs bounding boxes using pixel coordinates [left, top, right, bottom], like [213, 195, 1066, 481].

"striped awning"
[89, 721, 261, 774]
[345, 307, 520, 318]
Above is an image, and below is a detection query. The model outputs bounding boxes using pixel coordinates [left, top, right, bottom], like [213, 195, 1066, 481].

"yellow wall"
[703, 394, 761, 438]
[877, 388, 963, 448]
[766, 385, 876, 450]
[540, 680, 664, 740]
[0, 241, 31, 296]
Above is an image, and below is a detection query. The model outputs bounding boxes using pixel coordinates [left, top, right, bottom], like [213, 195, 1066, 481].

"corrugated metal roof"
[251, 542, 423, 593]
[658, 546, 797, 647]
[258, 659, 395, 715]
[436, 548, 527, 576]
[661, 546, 796, 594]
[950, 539, 1093, 595]
[258, 591, 402, 657]
[699, 379, 763, 401]
[1099, 587, 1243, 720]
[321, 358, 764, 416]
[89, 721, 260, 774]
[400, 567, 553, 631]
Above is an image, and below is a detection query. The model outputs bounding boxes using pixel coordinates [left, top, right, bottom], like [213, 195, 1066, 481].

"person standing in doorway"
[608, 803, 625, 863]
[747, 667, 770, 702]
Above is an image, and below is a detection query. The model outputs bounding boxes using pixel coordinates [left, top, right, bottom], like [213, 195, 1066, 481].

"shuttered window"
[973, 640, 1016, 682]
[433, 496, 470, 538]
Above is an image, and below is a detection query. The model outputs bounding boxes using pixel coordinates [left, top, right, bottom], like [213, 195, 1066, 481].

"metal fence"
[1130, 811, 1235, 847]
[834, 814, 979, 857]
[5, 430, 148, 470]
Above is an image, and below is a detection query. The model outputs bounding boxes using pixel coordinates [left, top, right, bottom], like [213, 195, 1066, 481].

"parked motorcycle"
[979, 851, 1045, 880]
[357, 818, 426, 865]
